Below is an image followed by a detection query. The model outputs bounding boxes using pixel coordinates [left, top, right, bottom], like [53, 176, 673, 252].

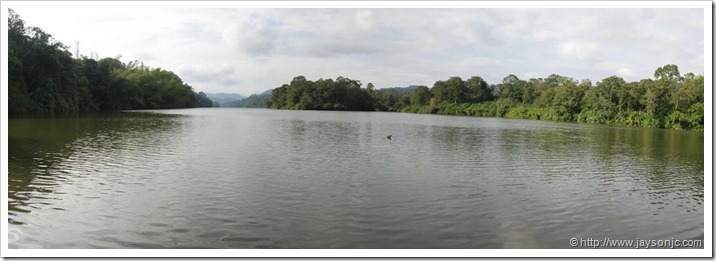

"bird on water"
[387, 135, 392, 140]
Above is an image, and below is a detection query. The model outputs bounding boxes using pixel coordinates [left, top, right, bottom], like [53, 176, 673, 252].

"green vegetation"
[10, 8, 701, 131]
[8, 9, 213, 116]
[224, 93, 270, 108]
[267, 67, 703, 130]
[267, 76, 374, 111]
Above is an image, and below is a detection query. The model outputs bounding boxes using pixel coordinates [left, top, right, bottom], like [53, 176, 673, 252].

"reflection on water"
[9, 113, 184, 223]
[8, 109, 703, 248]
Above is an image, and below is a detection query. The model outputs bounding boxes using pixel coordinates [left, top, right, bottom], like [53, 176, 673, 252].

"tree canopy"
[11, 9, 701, 131]
[8, 9, 214, 116]
[266, 65, 703, 130]
[267, 76, 374, 111]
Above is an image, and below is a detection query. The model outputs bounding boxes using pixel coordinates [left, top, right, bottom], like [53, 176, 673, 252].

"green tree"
[445, 76, 467, 103]
[195, 91, 214, 107]
[654, 64, 682, 82]
[431, 80, 449, 103]
[268, 85, 288, 109]
[465, 76, 492, 102]
[498, 74, 524, 102]
[409, 85, 431, 106]
[8, 9, 213, 115]
[673, 73, 703, 112]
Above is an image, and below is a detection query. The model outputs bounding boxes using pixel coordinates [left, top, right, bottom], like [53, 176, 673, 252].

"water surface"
[8, 108, 704, 248]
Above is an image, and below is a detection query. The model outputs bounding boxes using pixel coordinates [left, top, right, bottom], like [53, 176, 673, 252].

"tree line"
[10, 8, 701, 130]
[8, 9, 214, 116]
[268, 76, 375, 111]
[224, 93, 270, 108]
[266, 65, 703, 130]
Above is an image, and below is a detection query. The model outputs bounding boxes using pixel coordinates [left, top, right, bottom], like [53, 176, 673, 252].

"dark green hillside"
[8, 9, 214, 116]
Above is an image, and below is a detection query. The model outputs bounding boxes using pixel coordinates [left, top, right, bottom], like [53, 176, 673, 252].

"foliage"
[267, 76, 375, 111]
[8, 9, 214, 115]
[195, 92, 214, 108]
[264, 63, 703, 130]
[225, 93, 270, 108]
[13, 11, 698, 130]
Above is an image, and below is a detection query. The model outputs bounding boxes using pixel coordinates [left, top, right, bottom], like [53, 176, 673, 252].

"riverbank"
[398, 101, 704, 131]
[264, 70, 704, 131]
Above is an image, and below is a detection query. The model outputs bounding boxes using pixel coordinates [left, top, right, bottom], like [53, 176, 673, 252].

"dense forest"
[8, 9, 703, 131]
[8, 9, 214, 116]
[268, 76, 375, 111]
[267, 66, 704, 130]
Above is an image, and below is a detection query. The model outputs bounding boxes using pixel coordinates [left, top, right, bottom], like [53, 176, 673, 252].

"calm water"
[8, 108, 704, 248]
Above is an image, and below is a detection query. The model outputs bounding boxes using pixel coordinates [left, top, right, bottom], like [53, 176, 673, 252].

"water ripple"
[7, 110, 703, 248]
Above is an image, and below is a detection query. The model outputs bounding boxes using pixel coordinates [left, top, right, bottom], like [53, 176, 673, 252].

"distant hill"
[224, 93, 270, 108]
[259, 88, 274, 95]
[201, 84, 416, 107]
[376, 85, 419, 93]
[205, 93, 245, 107]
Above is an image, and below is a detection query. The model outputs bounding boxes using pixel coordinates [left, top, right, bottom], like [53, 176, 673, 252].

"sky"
[4, 2, 707, 96]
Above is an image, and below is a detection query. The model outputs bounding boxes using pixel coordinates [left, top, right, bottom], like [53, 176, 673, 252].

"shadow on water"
[8, 112, 184, 224]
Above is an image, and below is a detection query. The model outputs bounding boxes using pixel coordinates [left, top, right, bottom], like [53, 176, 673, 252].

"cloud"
[684, 54, 705, 75]
[615, 67, 637, 79]
[306, 42, 380, 57]
[174, 20, 223, 45]
[558, 41, 599, 61]
[5, 5, 704, 95]
[222, 14, 277, 56]
[355, 9, 374, 30]
[594, 62, 638, 80]
[137, 53, 156, 62]
[179, 64, 241, 88]
[286, 9, 386, 57]
[524, 72, 541, 80]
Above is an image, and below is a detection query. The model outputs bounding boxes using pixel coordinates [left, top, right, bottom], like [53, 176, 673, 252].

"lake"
[7, 108, 704, 248]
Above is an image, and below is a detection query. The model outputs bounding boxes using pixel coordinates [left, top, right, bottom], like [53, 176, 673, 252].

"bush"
[688, 102, 704, 130]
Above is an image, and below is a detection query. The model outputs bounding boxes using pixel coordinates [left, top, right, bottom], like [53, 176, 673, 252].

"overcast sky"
[5, 2, 706, 96]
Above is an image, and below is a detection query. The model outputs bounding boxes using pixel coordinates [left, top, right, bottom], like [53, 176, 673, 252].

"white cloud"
[615, 67, 638, 79]
[685, 54, 705, 76]
[558, 41, 599, 62]
[4, 5, 705, 95]
[595, 62, 639, 81]
[222, 14, 277, 56]
[179, 64, 241, 88]
[355, 9, 373, 30]
[524, 72, 541, 80]
[285, 9, 387, 57]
